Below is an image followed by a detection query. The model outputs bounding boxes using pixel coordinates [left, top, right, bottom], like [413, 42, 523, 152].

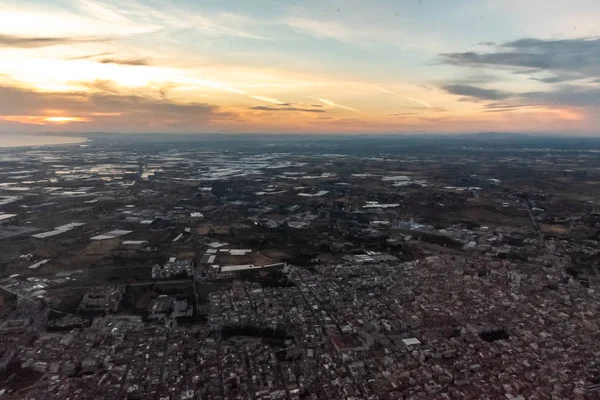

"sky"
[1, 0, 600, 135]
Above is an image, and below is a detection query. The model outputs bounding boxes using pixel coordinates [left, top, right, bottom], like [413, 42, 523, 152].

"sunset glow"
[1, 0, 599, 134]
[44, 117, 90, 123]
[0, 116, 91, 125]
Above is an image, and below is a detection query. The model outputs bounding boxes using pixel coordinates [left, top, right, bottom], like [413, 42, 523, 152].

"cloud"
[371, 86, 432, 108]
[442, 84, 511, 101]
[482, 103, 542, 113]
[281, 12, 444, 51]
[158, 83, 180, 100]
[0, 84, 234, 129]
[484, 108, 531, 113]
[0, 116, 91, 125]
[76, 0, 268, 40]
[284, 18, 355, 42]
[439, 36, 600, 115]
[0, 7, 157, 38]
[1, 1, 268, 46]
[523, 86, 600, 107]
[441, 37, 600, 82]
[65, 52, 114, 61]
[484, 86, 600, 109]
[249, 95, 287, 105]
[76, 79, 122, 94]
[419, 116, 451, 122]
[530, 75, 578, 84]
[0, 33, 106, 48]
[176, 77, 287, 105]
[98, 58, 150, 66]
[389, 112, 419, 116]
[443, 81, 600, 110]
[250, 106, 326, 113]
[317, 98, 360, 113]
[484, 103, 539, 110]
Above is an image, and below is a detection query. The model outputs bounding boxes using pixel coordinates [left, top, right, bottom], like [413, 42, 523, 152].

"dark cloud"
[484, 103, 536, 110]
[98, 58, 149, 66]
[443, 49, 550, 69]
[440, 37, 600, 82]
[250, 106, 326, 113]
[530, 75, 575, 84]
[465, 86, 600, 109]
[439, 37, 600, 110]
[0, 84, 234, 127]
[522, 86, 600, 107]
[482, 103, 541, 113]
[442, 84, 511, 100]
[310, 104, 323, 107]
[449, 73, 506, 84]
[0, 34, 106, 48]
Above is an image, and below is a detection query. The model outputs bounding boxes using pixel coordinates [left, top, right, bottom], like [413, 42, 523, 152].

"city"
[0, 135, 599, 399]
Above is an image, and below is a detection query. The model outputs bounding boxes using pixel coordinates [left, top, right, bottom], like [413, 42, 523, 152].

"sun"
[43, 116, 89, 124]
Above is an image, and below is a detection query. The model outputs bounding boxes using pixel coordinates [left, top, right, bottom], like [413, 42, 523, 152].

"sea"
[0, 134, 87, 148]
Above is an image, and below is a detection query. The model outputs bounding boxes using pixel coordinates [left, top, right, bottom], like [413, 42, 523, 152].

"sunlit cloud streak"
[317, 98, 360, 113]
[250, 106, 326, 113]
[176, 77, 287, 105]
[0, 34, 108, 48]
[98, 58, 150, 66]
[371, 86, 432, 108]
[250, 96, 287, 105]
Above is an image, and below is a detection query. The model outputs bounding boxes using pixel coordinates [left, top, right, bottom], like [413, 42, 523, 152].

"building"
[0, 213, 17, 225]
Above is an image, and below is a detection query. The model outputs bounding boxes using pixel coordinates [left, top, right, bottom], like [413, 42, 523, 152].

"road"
[524, 200, 544, 243]
[42, 279, 193, 291]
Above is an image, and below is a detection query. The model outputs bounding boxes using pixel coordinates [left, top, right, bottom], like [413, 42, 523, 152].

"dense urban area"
[0, 134, 599, 400]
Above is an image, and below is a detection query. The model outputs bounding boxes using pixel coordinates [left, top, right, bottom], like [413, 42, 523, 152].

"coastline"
[0, 134, 89, 149]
